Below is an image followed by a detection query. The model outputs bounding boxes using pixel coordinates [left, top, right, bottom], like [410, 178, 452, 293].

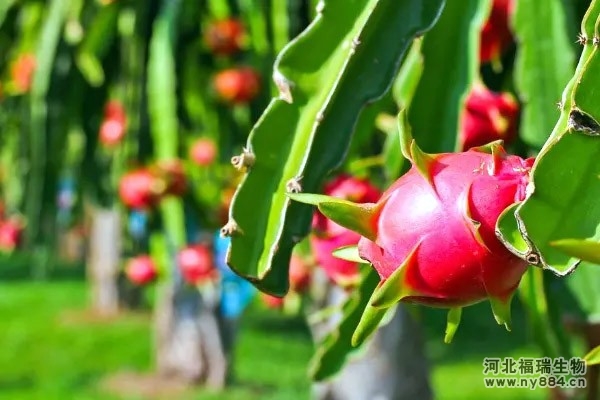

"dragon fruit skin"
[358, 148, 533, 309]
[310, 174, 381, 286]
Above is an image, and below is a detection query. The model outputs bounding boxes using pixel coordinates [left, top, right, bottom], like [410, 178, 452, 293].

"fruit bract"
[177, 244, 216, 285]
[310, 174, 381, 287]
[460, 84, 519, 150]
[213, 67, 260, 104]
[119, 169, 159, 209]
[204, 19, 245, 56]
[126, 255, 158, 285]
[480, 0, 514, 65]
[190, 138, 217, 166]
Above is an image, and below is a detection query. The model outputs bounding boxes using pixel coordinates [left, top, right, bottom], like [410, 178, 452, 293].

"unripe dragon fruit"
[291, 121, 534, 343]
[310, 174, 381, 287]
[460, 84, 519, 150]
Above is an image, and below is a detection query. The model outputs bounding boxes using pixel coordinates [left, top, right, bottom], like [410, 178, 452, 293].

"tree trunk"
[310, 271, 433, 400]
[87, 207, 122, 316]
[154, 281, 228, 389]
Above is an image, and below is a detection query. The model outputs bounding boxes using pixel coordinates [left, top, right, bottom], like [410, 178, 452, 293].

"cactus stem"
[444, 307, 462, 344]
[231, 147, 256, 171]
[220, 219, 241, 238]
[273, 70, 293, 103]
[316, 0, 325, 14]
[285, 175, 303, 193]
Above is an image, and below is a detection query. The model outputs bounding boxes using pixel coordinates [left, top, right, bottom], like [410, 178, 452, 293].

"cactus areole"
[290, 117, 534, 343]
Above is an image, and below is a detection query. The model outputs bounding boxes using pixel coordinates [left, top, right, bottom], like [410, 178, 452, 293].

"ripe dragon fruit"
[460, 83, 519, 150]
[99, 100, 127, 147]
[204, 19, 246, 56]
[213, 67, 261, 104]
[289, 253, 312, 293]
[177, 244, 217, 285]
[190, 138, 218, 166]
[310, 174, 381, 287]
[291, 117, 533, 343]
[119, 169, 161, 209]
[125, 255, 158, 285]
[480, 0, 514, 65]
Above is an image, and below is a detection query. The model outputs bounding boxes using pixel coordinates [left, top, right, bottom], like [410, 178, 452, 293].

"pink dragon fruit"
[292, 130, 533, 343]
[460, 84, 519, 151]
[310, 174, 381, 287]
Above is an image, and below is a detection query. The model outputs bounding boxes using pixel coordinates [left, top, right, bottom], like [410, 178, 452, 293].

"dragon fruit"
[310, 174, 381, 287]
[291, 118, 533, 343]
[460, 84, 519, 150]
[480, 0, 514, 65]
[125, 255, 158, 285]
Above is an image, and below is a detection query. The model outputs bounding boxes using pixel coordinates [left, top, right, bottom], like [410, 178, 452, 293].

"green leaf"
[227, 0, 445, 295]
[551, 239, 600, 265]
[409, 0, 491, 153]
[309, 268, 380, 381]
[512, 0, 576, 148]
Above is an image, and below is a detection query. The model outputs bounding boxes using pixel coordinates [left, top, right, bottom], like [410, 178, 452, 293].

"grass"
[0, 278, 557, 400]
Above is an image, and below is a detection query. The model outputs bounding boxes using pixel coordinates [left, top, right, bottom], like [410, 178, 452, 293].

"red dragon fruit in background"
[190, 138, 218, 166]
[99, 100, 127, 147]
[118, 169, 160, 209]
[460, 84, 519, 150]
[177, 244, 217, 285]
[213, 67, 261, 104]
[204, 19, 246, 56]
[11, 53, 36, 93]
[155, 159, 187, 197]
[310, 174, 381, 287]
[289, 254, 311, 293]
[0, 218, 23, 252]
[261, 292, 285, 309]
[480, 0, 514, 65]
[125, 255, 158, 285]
